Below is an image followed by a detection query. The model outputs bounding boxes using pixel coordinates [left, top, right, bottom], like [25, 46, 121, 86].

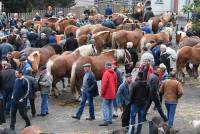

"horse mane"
[92, 31, 110, 38]
[73, 45, 97, 56]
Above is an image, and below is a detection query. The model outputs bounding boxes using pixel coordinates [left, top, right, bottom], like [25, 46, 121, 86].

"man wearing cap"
[100, 62, 117, 126]
[19, 56, 32, 76]
[117, 73, 132, 127]
[128, 71, 150, 134]
[144, 7, 154, 22]
[160, 44, 171, 73]
[112, 60, 123, 118]
[0, 37, 14, 59]
[10, 70, 31, 130]
[72, 63, 97, 120]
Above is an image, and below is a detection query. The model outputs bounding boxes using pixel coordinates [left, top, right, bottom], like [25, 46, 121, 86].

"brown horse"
[64, 25, 78, 38]
[176, 43, 200, 81]
[140, 31, 171, 51]
[179, 36, 200, 48]
[55, 19, 76, 34]
[112, 13, 132, 26]
[46, 45, 98, 96]
[176, 31, 187, 44]
[149, 12, 176, 33]
[70, 49, 133, 96]
[112, 28, 143, 50]
[131, 2, 145, 22]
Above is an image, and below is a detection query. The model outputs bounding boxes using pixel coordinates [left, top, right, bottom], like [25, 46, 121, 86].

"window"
[155, 0, 163, 4]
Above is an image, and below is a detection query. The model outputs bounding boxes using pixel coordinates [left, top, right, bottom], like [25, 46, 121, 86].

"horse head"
[28, 51, 41, 73]
[93, 31, 111, 51]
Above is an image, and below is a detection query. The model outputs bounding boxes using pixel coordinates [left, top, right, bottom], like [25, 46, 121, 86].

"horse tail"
[70, 62, 77, 94]
[46, 59, 54, 79]
[112, 32, 117, 48]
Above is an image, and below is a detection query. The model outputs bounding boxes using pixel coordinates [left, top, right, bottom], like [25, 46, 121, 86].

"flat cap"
[125, 73, 132, 78]
[19, 56, 27, 62]
[83, 63, 91, 67]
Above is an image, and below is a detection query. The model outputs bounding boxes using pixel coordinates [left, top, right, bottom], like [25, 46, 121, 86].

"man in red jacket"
[99, 62, 117, 126]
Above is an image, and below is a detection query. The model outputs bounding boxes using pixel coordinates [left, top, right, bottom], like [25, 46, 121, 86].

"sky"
[75, 0, 94, 7]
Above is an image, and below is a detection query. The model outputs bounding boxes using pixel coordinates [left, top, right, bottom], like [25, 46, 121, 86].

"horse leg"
[193, 64, 199, 79]
[67, 78, 70, 87]
[61, 78, 65, 89]
[185, 63, 193, 77]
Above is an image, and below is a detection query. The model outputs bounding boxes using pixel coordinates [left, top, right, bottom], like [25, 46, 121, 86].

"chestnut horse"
[70, 49, 133, 96]
[176, 31, 187, 44]
[148, 12, 176, 33]
[131, 2, 144, 22]
[55, 19, 76, 34]
[179, 36, 200, 48]
[176, 43, 200, 81]
[46, 45, 98, 96]
[112, 28, 143, 50]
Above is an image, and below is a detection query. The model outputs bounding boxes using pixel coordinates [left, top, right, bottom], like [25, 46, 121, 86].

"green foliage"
[2, 0, 76, 12]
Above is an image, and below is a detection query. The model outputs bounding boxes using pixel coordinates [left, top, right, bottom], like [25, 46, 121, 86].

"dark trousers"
[29, 98, 36, 116]
[10, 101, 31, 129]
[2, 90, 12, 114]
[143, 97, 167, 121]
[0, 99, 5, 124]
[121, 104, 130, 127]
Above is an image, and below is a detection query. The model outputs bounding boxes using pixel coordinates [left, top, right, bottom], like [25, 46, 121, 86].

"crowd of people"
[0, 3, 190, 133]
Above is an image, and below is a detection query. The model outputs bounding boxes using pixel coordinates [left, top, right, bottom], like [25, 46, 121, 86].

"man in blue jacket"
[19, 56, 32, 76]
[117, 73, 132, 127]
[10, 70, 31, 130]
[105, 5, 113, 16]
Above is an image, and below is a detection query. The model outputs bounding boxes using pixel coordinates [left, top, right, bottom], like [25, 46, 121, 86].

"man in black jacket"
[144, 7, 154, 22]
[143, 67, 167, 122]
[1, 63, 16, 115]
[128, 71, 150, 134]
[72, 63, 97, 120]
[63, 32, 78, 52]
[10, 70, 31, 130]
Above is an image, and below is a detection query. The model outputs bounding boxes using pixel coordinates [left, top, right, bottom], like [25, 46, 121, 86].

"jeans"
[165, 103, 177, 128]
[2, 90, 12, 114]
[41, 94, 49, 115]
[76, 91, 95, 119]
[102, 99, 113, 124]
[143, 97, 167, 121]
[10, 101, 31, 129]
[129, 104, 145, 134]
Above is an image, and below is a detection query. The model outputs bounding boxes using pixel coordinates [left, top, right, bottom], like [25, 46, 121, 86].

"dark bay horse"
[70, 49, 133, 96]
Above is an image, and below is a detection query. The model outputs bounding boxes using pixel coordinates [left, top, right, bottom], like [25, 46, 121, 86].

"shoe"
[37, 114, 46, 117]
[71, 115, 80, 120]
[25, 124, 31, 128]
[113, 114, 118, 119]
[86, 117, 95, 120]
[108, 121, 112, 124]
[99, 123, 109, 126]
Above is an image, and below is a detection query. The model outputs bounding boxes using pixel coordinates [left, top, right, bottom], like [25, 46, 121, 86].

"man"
[112, 61, 123, 118]
[84, 7, 90, 16]
[105, 5, 113, 16]
[140, 46, 154, 66]
[143, 67, 168, 122]
[24, 75, 37, 118]
[44, 6, 54, 18]
[141, 22, 152, 34]
[37, 69, 52, 116]
[144, 7, 154, 22]
[63, 32, 78, 51]
[1, 63, 16, 115]
[33, 12, 41, 21]
[5, 52, 17, 70]
[19, 56, 32, 76]
[10, 70, 31, 130]
[160, 72, 183, 128]
[40, 23, 53, 37]
[0, 68, 5, 125]
[72, 63, 98, 120]
[0, 37, 14, 59]
[102, 16, 116, 29]
[100, 62, 117, 126]
[160, 44, 171, 73]
[128, 72, 150, 134]
[126, 42, 138, 73]
[139, 59, 154, 81]
[117, 73, 132, 127]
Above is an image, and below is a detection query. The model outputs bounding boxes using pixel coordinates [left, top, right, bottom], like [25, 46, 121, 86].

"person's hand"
[19, 99, 23, 102]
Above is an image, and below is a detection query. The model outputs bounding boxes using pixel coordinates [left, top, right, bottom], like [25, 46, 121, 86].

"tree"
[183, 0, 200, 35]
[2, 0, 76, 12]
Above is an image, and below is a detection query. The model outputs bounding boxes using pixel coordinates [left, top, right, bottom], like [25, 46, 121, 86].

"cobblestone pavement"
[0, 78, 200, 134]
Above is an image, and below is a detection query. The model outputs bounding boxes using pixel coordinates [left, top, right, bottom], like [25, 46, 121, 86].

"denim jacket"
[117, 81, 130, 106]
